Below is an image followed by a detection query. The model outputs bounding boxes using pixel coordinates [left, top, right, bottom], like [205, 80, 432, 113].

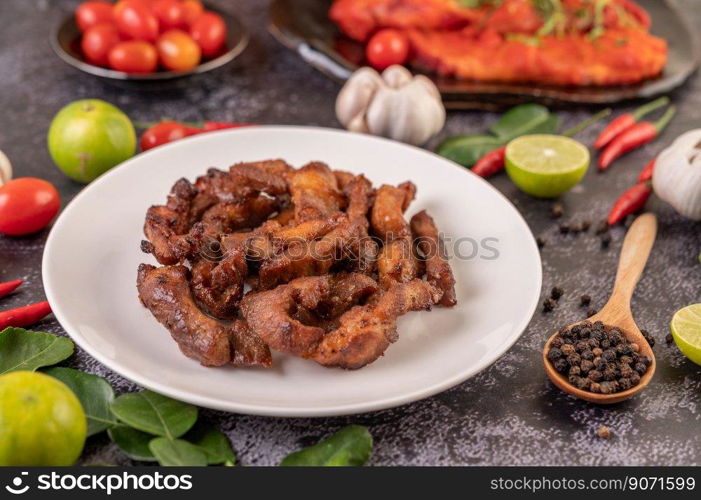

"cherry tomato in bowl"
[190, 12, 226, 57]
[156, 29, 201, 71]
[75, 1, 114, 33]
[0, 178, 61, 236]
[81, 24, 121, 67]
[108, 41, 158, 73]
[182, 0, 204, 26]
[153, 0, 186, 31]
[115, 2, 159, 41]
[366, 29, 410, 71]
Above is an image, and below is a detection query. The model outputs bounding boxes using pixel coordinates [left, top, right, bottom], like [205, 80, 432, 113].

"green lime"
[48, 99, 136, 184]
[505, 134, 590, 198]
[0, 371, 87, 466]
[671, 303, 701, 366]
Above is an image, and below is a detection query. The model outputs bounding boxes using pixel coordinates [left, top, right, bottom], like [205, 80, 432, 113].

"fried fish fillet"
[137, 264, 271, 367]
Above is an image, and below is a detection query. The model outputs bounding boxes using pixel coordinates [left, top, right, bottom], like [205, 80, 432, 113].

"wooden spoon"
[543, 213, 658, 404]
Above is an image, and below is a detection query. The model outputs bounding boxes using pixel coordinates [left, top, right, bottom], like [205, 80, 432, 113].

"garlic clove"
[335, 67, 383, 128]
[347, 112, 370, 134]
[652, 129, 701, 221]
[381, 65, 413, 89]
[0, 149, 12, 187]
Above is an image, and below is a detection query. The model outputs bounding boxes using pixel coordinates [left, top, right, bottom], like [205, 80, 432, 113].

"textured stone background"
[0, 0, 699, 466]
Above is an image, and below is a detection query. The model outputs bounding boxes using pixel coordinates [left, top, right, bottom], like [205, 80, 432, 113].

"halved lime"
[671, 303, 701, 366]
[505, 134, 590, 198]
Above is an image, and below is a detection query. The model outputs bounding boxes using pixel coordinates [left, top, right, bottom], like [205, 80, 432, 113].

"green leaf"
[436, 134, 504, 168]
[43, 367, 116, 436]
[0, 327, 74, 375]
[108, 425, 157, 462]
[110, 390, 197, 439]
[280, 425, 373, 466]
[489, 103, 557, 141]
[184, 422, 236, 465]
[149, 437, 208, 466]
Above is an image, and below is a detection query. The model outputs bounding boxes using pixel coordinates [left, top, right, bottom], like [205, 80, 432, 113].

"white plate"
[43, 127, 541, 417]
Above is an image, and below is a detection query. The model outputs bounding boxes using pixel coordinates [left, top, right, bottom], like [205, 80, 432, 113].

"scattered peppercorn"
[543, 298, 557, 312]
[597, 426, 611, 439]
[640, 329, 655, 348]
[546, 321, 650, 394]
[570, 221, 583, 233]
[582, 220, 591, 232]
[595, 220, 609, 235]
[580, 294, 591, 307]
[536, 236, 546, 249]
[552, 203, 564, 218]
[559, 223, 570, 234]
[551, 286, 564, 300]
[601, 232, 612, 248]
[665, 333, 674, 344]
[587, 308, 598, 317]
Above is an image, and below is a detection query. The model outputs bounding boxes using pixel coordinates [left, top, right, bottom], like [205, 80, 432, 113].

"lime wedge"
[671, 303, 701, 366]
[505, 134, 590, 198]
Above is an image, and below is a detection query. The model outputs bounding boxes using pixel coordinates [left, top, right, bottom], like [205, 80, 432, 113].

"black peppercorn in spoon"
[543, 213, 658, 404]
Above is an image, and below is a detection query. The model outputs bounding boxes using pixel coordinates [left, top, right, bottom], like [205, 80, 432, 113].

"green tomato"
[48, 99, 136, 183]
[0, 371, 87, 466]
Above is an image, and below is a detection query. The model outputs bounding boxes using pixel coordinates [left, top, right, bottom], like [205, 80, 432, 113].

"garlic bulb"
[0, 149, 11, 187]
[652, 129, 701, 220]
[336, 65, 445, 146]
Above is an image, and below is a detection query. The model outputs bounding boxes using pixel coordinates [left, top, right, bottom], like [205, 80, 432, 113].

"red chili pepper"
[638, 157, 656, 183]
[0, 301, 52, 329]
[0, 280, 23, 299]
[201, 121, 252, 131]
[472, 146, 506, 177]
[607, 183, 652, 225]
[594, 96, 669, 150]
[598, 106, 676, 171]
[140, 121, 200, 151]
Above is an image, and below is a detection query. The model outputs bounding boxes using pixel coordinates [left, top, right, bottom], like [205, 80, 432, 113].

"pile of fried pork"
[330, 0, 667, 86]
[137, 160, 456, 370]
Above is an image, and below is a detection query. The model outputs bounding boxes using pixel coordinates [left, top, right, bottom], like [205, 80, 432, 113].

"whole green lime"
[0, 371, 87, 466]
[48, 99, 136, 183]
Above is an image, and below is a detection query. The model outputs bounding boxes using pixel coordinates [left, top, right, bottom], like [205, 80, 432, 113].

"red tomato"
[0, 178, 61, 236]
[365, 29, 410, 71]
[190, 12, 226, 57]
[113, 0, 155, 16]
[108, 41, 158, 73]
[153, 0, 186, 31]
[115, 2, 159, 41]
[140, 121, 199, 151]
[81, 24, 121, 66]
[157, 30, 201, 71]
[182, 0, 204, 26]
[75, 1, 114, 33]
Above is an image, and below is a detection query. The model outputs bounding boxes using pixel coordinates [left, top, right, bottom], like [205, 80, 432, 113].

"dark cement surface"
[0, 0, 699, 466]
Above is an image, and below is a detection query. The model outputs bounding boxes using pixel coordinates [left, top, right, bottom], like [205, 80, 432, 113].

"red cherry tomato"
[115, 2, 159, 41]
[114, 0, 155, 16]
[108, 41, 158, 73]
[190, 12, 226, 58]
[81, 24, 121, 67]
[157, 29, 201, 71]
[140, 121, 199, 151]
[75, 1, 114, 33]
[182, 0, 204, 26]
[365, 29, 410, 71]
[153, 0, 186, 31]
[0, 178, 61, 236]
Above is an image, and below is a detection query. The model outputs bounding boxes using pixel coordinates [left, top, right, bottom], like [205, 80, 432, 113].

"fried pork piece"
[371, 182, 418, 287]
[287, 162, 345, 222]
[343, 175, 378, 275]
[142, 178, 210, 265]
[228, 159, 291, 197]
[192, 194, 280, 244]
[136, 264, 271, 367]
[313, 279, 436, 369]
[190, 244, 248, 319]
[240, 273, 378, 357]
[410, 210, 456, 307]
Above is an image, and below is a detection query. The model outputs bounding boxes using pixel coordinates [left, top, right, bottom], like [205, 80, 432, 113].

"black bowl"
[52, 4, 248, 81]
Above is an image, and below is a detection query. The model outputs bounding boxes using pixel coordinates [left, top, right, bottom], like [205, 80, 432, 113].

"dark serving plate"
[52, 4, 248, 81]
[268, 0, 699, 108]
